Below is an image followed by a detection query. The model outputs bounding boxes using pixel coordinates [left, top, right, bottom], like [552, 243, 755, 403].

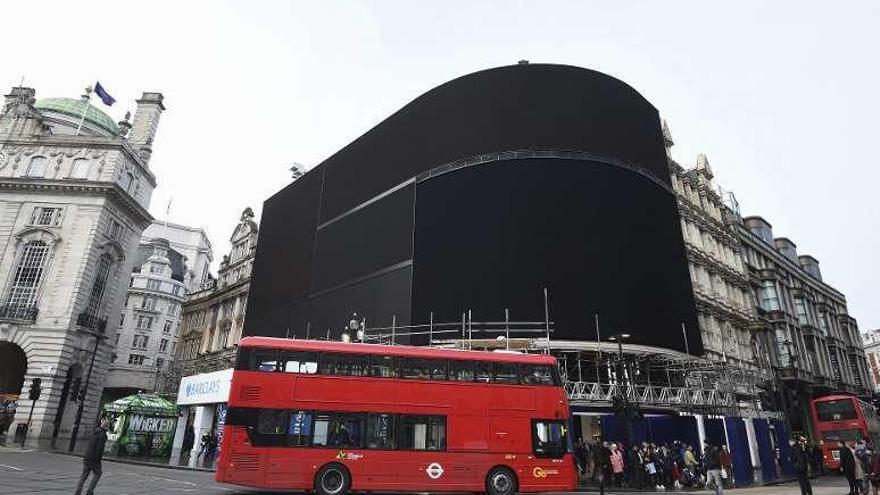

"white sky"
[4, 1, 879, 329]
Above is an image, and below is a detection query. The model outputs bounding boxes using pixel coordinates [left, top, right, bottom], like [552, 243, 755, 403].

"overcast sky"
[5, 1, 878, 329]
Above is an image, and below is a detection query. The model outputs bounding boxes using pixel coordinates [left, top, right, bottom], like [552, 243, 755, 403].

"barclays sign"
[176, 368, 233, 405]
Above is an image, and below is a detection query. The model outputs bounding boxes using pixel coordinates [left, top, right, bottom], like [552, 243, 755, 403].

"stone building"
[862, 330, 880, 393]
[664, 123, 759, 370]
[735, 214, 870, 436]
[0, 85, 164, 447]
[166, 208, 257, 390]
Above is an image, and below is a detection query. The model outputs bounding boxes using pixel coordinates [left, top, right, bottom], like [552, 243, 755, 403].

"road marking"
[0, 463, 23, 471]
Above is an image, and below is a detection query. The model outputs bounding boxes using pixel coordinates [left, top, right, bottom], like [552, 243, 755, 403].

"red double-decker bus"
[215, 337, 576, 495]
[811, 395, 880, 469]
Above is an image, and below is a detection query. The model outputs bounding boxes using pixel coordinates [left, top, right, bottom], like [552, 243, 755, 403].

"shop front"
[169, 368, 233, 468]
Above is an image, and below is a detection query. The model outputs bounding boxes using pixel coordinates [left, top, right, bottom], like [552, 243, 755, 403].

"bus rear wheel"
[315, 463, 351, 495]
[486, 466, 518, 495]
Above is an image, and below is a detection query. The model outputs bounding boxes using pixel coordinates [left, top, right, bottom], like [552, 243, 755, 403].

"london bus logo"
[426, 462, 444, 479]
[532, 467, 559, 478]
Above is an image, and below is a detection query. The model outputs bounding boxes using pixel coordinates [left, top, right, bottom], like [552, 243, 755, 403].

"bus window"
[402, 359, 447, 380]
[532, 420, 568, 459]
[255, 350, 280, 372]
[254, 409, 289, 446]
[320, 353, 368, 376]
[448, 360, 475, 382]
[312, 412, 364, 448]
[400, 415, 446, 451]
[282, 352, 318, 374]
[365, 413, 397, 449]
[821, 429, 863, 443]
[520, 365, 555, 385]
[369, 355, 400, 378]
[492, 363, 518, 384]
[816, 399, 858, 421]
[476, 362, 492, 383]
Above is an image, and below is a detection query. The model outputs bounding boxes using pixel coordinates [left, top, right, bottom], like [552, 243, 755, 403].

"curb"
[48, 449, 214, 473]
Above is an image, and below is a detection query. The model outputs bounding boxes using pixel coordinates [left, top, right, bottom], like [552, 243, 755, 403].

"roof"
[239, 337, 557, 365]
[35, 97, 119, 135]
[102, 393, 178, 416]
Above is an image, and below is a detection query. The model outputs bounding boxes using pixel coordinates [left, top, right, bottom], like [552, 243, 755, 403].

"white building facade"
[0, 85, 164, 447]
[863, 330, 880, 393]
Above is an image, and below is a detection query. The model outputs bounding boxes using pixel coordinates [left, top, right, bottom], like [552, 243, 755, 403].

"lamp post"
[68, 326, 105, 452]
[607, 332, 640, 448]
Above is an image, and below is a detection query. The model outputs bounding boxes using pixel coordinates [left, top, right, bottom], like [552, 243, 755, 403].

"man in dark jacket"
[704, 441, 724, 495]
[839, 440, 859, 495]
[790, 438, 813, 495]
[74, 417, 110, 495]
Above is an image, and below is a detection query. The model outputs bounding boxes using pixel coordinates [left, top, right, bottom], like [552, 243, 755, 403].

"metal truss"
[564, 381, 735, 409]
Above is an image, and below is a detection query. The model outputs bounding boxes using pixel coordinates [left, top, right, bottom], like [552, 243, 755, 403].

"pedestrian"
[181, 425, 195, 463]
[869, 446, 880, 495]
[704, 441, 724, 495]
[74, 416, 111, 495]
[811, 443, 825, 476]
[626, 445, 642, 488]
[790, 438, 813, 495]
[720, 444, 733, 487]
[840, 440, 860, 495]
[610, 443, 624, 486]
[595, 441, 611, 495]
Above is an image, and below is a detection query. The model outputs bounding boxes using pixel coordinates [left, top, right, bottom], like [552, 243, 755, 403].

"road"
[0, 447, 851, 494]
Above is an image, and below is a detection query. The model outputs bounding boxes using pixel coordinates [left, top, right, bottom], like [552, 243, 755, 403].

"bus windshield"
[821, 429, 864, 442]
[816, 399, 858, 421]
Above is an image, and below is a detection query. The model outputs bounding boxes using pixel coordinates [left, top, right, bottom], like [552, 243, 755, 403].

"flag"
[94, 81, 115, 106]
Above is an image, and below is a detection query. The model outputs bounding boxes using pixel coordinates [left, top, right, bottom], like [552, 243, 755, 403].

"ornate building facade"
[0, 85, 164, 447]
[104, 221, 212, 398]
[664, 123, 759, 369]
[166, 208, 257, 391]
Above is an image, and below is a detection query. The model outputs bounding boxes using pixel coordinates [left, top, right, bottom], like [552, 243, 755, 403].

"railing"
[76, 312, 107, 332]
[564, 381, 736, 409]
[0, 303, 38, 322]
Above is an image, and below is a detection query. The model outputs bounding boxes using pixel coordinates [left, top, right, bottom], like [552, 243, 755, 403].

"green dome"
[35, 97, 119, 135]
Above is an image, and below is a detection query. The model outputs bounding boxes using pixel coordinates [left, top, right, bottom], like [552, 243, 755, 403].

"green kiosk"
[103, 393, 179, 458]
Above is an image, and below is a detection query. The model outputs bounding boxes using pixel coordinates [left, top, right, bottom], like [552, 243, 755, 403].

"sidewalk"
[45, 447, 216, 472]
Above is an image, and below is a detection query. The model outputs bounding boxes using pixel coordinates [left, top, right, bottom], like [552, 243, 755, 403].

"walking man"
[74, 417, 110, 495]
[704, 441, 724, 495]
[840, 440, 860, 495]
[790, 438, 813, 495]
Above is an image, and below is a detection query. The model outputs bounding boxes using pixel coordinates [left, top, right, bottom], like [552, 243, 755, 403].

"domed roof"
[34, 97, 118, 135]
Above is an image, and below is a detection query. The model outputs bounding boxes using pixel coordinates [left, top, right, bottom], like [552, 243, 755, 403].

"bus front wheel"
[486, 466, 518, 495]
[315, 463, 351, 495]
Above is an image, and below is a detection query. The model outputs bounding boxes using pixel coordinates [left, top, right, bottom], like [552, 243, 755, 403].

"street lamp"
[68, 325, 105, 452]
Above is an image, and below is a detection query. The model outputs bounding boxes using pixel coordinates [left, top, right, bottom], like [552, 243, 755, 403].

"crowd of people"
[574, 438, 733, 493]
[835, 438, 880, 495]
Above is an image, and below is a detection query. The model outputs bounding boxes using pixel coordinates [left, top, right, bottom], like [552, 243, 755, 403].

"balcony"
[76, 312, 107, 332]
[0, 303, 38, 323]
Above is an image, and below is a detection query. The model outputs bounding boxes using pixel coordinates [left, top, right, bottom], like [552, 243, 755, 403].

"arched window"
[70, 158, 90, 179]
[5, 240, 51, 309]
[83, 254, 113, 318]
[25, 156, 48, 177]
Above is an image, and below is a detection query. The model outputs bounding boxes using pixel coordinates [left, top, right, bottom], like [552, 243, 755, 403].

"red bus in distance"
[216, 337, 576, 495]
[810, 395, 880, 469]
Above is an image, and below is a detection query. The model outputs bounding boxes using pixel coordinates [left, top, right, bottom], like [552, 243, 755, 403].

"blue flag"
[94, 81, 115, 106]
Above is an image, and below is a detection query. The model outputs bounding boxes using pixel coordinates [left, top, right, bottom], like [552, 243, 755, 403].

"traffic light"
[28, 377, 42, 401]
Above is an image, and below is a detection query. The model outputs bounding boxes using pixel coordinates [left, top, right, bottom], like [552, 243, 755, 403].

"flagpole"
[75, 86, 93, 136]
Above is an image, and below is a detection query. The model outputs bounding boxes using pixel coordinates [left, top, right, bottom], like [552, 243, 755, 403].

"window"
[492, 362, 518, 384]
[70, 158, 90, 179]
[365, 413, 397, 449]
[141, 297, 156, 310]
[532, 420, 568, 458]
[30, 207, 62, 226]
[136, 315, 153, 329]
[5, 240, 51, 308]
[760, 280, 781, 311]
[156, 357, 165, 369]
[816, 400, 858, 422]
[313, 412, 364, 448]
[115, 334, 120, 346]
[172, 285, 182, 296]
[369, 355, 399, 378]
[147, 279, 161, 291]
[282, 352, 319, 374]
[520, 364, 558, 385]
[288, 411, 313, 446]
[319, 353, 368, 376]
[448, 360, 475, 381]
[401, 358, 446, 380]
[399, 415, 446, 451]
[106, 219, 123, 240]
[132, 335, 149, 348]
[83, 254, 113, 318]
[25, 156, 48, 177]
[119, 312, 125, 326]
[159, 339, 169, 352]
[149, 263, 162, 274]
[163, 320, 172, 333]
[128, 354, 145, 365]
[476, 361, 492, 383]
[795, 298, 810, 326]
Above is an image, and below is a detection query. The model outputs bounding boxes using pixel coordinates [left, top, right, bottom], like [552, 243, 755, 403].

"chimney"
[798, 255, 822, 281]
[128, 92, 165, 164]
[773, 237, 798, 263]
